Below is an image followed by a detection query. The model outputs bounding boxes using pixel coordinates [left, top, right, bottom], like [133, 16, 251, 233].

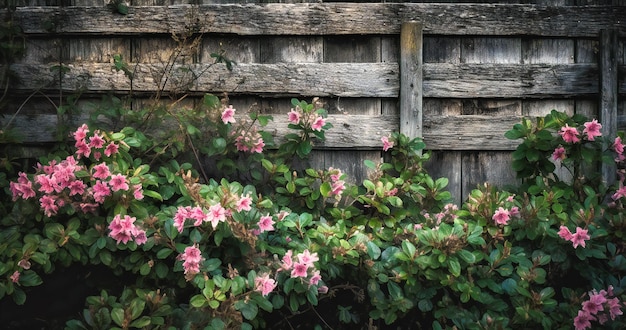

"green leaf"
[110, 308, 125, 327]
[129, 298, 146, 320]
[364, 159, 377, 169]
[156, 248, 173, 259]
[457, 249, 476, 264]
[116, 3, 128, 15]
[190, 294, 208, 308]
[320, 182, 332, 198]
[448, 258, 461, 277]
[366, 241, 381, 260]
[502, 278, 517, 295]
[401, 240, 416, 259]
[129, 316, 151, 328]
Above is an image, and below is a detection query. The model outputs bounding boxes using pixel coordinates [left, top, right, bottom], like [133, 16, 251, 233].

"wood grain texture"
[10, 4, 626, 37]
[7, 62, 623, 98]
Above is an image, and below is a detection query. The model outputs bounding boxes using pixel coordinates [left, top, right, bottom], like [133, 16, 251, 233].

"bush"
[1, 99, 625, 330]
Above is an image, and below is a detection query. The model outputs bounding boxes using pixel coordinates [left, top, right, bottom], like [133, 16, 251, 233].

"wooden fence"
[1, 0, 625, 204]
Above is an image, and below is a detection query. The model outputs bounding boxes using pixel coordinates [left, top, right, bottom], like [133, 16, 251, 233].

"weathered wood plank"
[2, 112, 536, 152]
[400, 21, 422, 140]
[461, 152, 519, 199]
[424, 63, 604, 98]
[6, 62, 622, 98]
[11, 4, 626, 37]
[4, 62, 399, 97]
[0, 113, 400, 149]
[600, 29, 619, 186]
[423, 115, 522, 151]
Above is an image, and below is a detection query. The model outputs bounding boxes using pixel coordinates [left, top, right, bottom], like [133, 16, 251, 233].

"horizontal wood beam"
[0, 114, 399, 150]
[10, 4, 625, 37]
[0, 112, 537, 151]
[5, 62, 623, 98]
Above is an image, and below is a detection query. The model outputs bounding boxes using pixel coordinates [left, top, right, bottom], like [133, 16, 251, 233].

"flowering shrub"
[1, 102, 626, 329]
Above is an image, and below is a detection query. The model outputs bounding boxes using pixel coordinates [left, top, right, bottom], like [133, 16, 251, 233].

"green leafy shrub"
[1, 100, 625, 330]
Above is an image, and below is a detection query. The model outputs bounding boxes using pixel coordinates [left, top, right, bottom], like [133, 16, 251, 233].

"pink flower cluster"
[173, 193, 256, 233]
[254, 273, 277, 296]
[327, 167, 345, 198]
[491, 195, 520, 226]
[178, 244, 204, 276]
[288, 106, 326, 132]
[234, 126, 265, 154]
[553, 120, 602, 160]
[278, 249, 325, 292]
[422, 203, 459, 227]
[558, 225, 590, 248]
[250, 211, 289, 236]
[574, 286, 623, 330]
[73, 124, 120, 160]
[109, 214, 147, 245]
[10, 124, 148, 245]
[173, 203, 227, 232]
[10, 125, 143, 219]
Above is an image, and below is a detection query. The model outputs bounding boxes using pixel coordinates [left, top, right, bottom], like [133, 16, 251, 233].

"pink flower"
[254, 273, 277, 296]
[297, 249, 319, 268]
[109, 174, 129, 192]
[331, 180, 345, 196]
[558, 225, 573, 241]
[614, 136, 624, 154]
[318, 285, 329, 294]
[108, 214, 147, 245]
[328, 167, 343, 182]
[40, 195, 59, 217]
[68, 180, 86, 196]
[309, 270, 322, 286]
[74, 140, 91, 158]
[236, 194, 252, 212]
[35, 174, 58, 194]
[221, 105, 236, 124]
[179, 244, 204, 276]
[251, 138, 265, 154]
[492, 207, 510, 225]
[92, 163, 111, 180]
[258, 215, 275, 232]
[72, 124, 89, 142]
[583, 119, 602, 141]
[571, 227, 590, 248]
[89, 133, 106, 149]
[509, 206, 520, 218]
[574, 310, 595, 330]
[612, 184, 626, 200]
[207, 203, 226, 229]
[382, 135, 394, 151]
[10, 271, 20, 284]
[559, 124, 580, 143]
[92, 180, 111, 203]
[104, 142, 119, 157]
[583, 292, 607, 314]
[173, 206, 192, 233]
[133, 185, 144, 200]
[552, 146, 566, 161]
[288, 109, 301, 124]
[290, 262, 309, 278]
[607, 297, 623, 320]
[280, 250, 293, 271]
[311, 116, 325, 131]
[10, 172, 36, 200]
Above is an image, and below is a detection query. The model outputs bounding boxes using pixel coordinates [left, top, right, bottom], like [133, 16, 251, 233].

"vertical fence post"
[600, 29, 618, 187]
[400, 21, 423, 140]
